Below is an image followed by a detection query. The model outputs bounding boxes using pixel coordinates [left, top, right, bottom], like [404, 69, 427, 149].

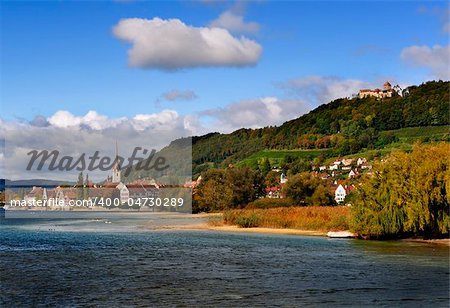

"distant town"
[6, 148, 190, 211]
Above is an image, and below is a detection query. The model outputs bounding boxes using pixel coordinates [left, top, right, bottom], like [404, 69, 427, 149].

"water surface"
[1, 212, 448, 306]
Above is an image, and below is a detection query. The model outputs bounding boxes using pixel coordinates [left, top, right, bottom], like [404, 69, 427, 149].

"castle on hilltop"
[358, 81, 394, 99]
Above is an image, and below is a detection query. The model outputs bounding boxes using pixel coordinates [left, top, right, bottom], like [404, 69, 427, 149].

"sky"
[0, 0, 449, 180]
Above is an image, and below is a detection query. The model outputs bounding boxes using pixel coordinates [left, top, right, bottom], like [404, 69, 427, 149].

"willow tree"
[351, 143, 450, 238]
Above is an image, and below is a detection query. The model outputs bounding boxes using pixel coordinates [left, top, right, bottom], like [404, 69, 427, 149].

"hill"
[190, 80, 449, 176]
[124, 80, 449, 180]
[3, 179, 75, 191]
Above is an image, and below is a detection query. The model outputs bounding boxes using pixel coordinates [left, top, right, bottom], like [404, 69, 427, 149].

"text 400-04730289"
[26, 147, 169, 176]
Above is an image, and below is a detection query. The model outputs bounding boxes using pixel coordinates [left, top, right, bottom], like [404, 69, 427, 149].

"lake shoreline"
[168, 223, 450, 245]
[145, 213, 450, 245]
[150, 222, 327, 237]
[4, 210, 449, 245]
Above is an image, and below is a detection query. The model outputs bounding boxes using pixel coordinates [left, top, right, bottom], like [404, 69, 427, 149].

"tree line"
[194, 143, 450, 239]
[193, 166, 336, 212]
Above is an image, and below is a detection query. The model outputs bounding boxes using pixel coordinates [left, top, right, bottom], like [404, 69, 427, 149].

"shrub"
[246, 198, 293, 209]
[235, 214, 261, 228]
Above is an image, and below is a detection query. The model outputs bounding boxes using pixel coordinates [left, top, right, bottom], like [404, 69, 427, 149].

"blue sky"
[1, 0, 448, 180]
[1, 0, 448, 130]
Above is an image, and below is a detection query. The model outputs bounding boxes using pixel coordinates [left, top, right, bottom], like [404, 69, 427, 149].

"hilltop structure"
[358, 81, 394, 99]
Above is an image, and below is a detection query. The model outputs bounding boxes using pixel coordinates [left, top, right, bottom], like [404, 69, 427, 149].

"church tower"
[112, 141, 121, 183]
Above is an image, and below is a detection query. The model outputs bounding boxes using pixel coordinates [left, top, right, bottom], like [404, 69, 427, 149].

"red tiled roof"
[265, 186, 280, 193]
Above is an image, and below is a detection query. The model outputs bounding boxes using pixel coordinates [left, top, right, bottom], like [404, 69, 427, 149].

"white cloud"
[1, 110, 198, 181]
[48, 110, 83, 128]
[30, 115, 49, 127]
[161, 90, 198, 101]
[278, 76, 372, 106]
[401, 45, 450, 80]
[48, 110, 123, 130]
[200, 96, 311, 133]
[46, 110, 187, 132]
[132, 110, 180, 131]
[210, 11, 260, 33]
[183, 115, 207, 136]
[113, 17, 262, 70]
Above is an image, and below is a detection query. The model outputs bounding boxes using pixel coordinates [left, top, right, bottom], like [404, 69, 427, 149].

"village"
[264, 156, 373, 205]
[19, 159, 162, 209]
[15, 143, 374, 209]
[10, 145, 192, 211]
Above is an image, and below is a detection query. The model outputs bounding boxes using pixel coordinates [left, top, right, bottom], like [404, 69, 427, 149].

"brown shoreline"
[402, 238, 450, 246]
[166, 223, 450, 245]
[148, 213, 450, 245]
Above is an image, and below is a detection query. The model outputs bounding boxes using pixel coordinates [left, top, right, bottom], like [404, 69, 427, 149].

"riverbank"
[403, 238, 450, 246]
[147, 213, 450, 245]
[151, 220, 326, 236]
[208, 225, 327, 236]
[135, 212, 326, 236]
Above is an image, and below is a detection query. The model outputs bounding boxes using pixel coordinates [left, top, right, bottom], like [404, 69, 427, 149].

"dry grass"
[223, 206, 351, 231]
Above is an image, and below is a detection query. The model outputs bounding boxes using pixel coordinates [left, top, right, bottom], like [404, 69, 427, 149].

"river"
[1, 212, 448, 306]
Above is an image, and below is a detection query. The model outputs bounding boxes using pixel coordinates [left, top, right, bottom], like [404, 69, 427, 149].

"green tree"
[194, 167, 264, 211]
[265, 171, 280, 188]
[311, 184, 335, 206]
[226, 166, 264, 207]
[282, 172, 333, 206]
[195, 169, 232, 212]
[351, 143, 450, 238]
[260, 158, 271, 175]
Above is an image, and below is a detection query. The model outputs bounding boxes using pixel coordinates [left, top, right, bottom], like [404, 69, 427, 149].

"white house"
[319, 165, 327, 171]
[335, 184, 347, 204]
[361, 163, 372, 170]
[24, 186, 44, 203]
[348, 169, 357, 179]
[357, 157, 367, 166]
[329, 164, 338, 171]
[280, 173, 288, 184]
[341, 158, 353, 166]
[115, 182, 130, 204]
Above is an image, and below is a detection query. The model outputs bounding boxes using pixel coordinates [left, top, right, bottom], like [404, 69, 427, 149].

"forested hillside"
[123, 81, 449, 181]
[192, 81, 449, 176]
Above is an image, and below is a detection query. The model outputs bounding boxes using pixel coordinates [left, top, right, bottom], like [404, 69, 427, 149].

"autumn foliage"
[351, 143, 450, 238]
[224, 206, 351, 231]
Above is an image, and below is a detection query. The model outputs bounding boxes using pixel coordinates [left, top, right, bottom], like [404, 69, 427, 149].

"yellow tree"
[351, 143, 450, 238]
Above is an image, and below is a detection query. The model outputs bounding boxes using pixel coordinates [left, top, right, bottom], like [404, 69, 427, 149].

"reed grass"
[223, 206, 351, 231]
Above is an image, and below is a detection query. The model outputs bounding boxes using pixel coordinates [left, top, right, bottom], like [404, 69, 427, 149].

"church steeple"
[112, 140, 121, 183]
